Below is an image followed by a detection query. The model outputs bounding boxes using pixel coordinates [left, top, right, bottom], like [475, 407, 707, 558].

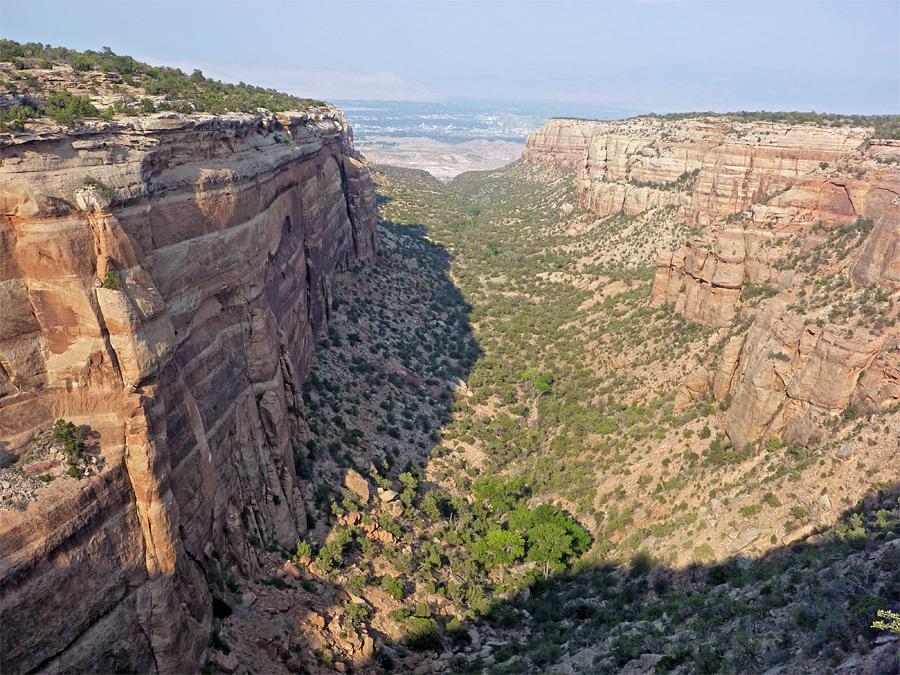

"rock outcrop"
[525, 116, 870, 224]
[0, 109, 377, 673]
[525, 115, 900, 451]
[718, 298, 885, 448]
[850, 195, 900, 291]
[650, 228, 779, 326]
[521, 117, 599, 171]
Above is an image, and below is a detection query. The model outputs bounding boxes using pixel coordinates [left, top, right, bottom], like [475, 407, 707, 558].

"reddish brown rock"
[284, 561, 302, 580]
[851, 196, 900, 292]
[344, 468, 370, 502]
[718, 299, 885, 448]
[524, 116, 870, 224]
[521, 118, 597, 170]
[713, 336, 745, 401]
[652, 229, 778, 327]
[0, 109, 376, 674]
[304, 611, 326, 628]
[674, 366, 711, 411]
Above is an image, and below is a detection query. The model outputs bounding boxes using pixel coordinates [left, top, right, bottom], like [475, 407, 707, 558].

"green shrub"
[381, 574, 404, 601]
[295, 540, 312, 560]
[405, 616, 441, 650]
[52, 419, 85, 461]
[762, 492, 782, 508]
[693, 543, 715, 562]
[44, 89, 99, 127]
[343, 603, 370, 625]
[629, 550, 654, 577]
[101, 271, 120, 290]
[82, 176, 117, 202]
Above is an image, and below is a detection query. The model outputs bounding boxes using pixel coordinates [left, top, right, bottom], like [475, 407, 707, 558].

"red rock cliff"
[525, 115, 900, 451]
[521, 118, 599, 171]
[0, 109, 377, 673]
[525, 116, 869, 225]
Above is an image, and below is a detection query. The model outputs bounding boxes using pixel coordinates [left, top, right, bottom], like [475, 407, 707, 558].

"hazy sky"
[2, 0, 898, 115]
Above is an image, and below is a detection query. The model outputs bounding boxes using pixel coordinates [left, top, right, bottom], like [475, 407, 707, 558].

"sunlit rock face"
[526, 115, 900, 451]
[527, 116, 870, 223]
[0, 109, 377, 673]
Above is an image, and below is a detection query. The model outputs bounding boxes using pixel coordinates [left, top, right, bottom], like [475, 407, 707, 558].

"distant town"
[336, 98, 622, 144]
[336, 98, 622, 178]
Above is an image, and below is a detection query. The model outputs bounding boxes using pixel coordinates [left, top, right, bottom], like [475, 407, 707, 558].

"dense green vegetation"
[0, 39, 325, 128]
[294, 218, 592, 620]
[374, 163, 728, 536]
[477, 486, 900, 673]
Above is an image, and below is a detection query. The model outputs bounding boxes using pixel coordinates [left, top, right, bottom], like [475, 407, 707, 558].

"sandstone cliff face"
[650, 228, 780, 326]
[521, 118, 598, 171]
[717, 298, 885, 449]
[525, 116, 869, 224]
[651, 170, 900, 323]
[0, 109, 377, 673]
[651, 166, 899, 447]
[525, 116, 900, 450]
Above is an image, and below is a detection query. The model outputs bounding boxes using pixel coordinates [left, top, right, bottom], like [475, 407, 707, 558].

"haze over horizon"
[2, 0, 898, 117]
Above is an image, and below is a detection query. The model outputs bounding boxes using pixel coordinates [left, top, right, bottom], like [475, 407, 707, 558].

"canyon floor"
[208, 159, 899, 675]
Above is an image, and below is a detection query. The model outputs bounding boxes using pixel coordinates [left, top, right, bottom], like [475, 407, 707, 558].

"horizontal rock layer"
[717, 298, 885, 448]
[521, 118, 599, 171]
[0, 109, 377, 673]
[525, 116, 870, 224]
[525, 115, 899, 451]
[651, 170, 900, 326]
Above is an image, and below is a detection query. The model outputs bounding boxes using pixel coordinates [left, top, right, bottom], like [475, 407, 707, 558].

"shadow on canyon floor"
[346, 491, 899, 674]
[215, 483, 899, 674]
[450, 485, 900, 674]
[210, 215, 899, 675]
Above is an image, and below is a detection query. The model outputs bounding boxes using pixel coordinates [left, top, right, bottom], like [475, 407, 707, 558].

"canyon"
[1, 47, 898, 675]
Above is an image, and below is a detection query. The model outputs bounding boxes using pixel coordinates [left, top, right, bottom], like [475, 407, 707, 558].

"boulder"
[726, 527, 764, 554]
[344, 469, 370, 502]
[378, 488, 398, 503]
[304, 611, 326, 628]
[210, 651, 238, 673]
[837, 443, 856, 459]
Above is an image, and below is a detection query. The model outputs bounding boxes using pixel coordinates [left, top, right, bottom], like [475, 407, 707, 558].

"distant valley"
[337, 99, 623, 179]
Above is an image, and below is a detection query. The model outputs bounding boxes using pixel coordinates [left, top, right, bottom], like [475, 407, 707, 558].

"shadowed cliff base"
[461, 485, 899, 674]
[202, 213, 484, 673]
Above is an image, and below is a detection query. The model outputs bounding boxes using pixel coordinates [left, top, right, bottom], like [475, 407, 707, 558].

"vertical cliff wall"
[524, 116, 870, 225]
[524, 116, 900, 451]
[0, 109, 377, 673]
[521, 118, 599, 170]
